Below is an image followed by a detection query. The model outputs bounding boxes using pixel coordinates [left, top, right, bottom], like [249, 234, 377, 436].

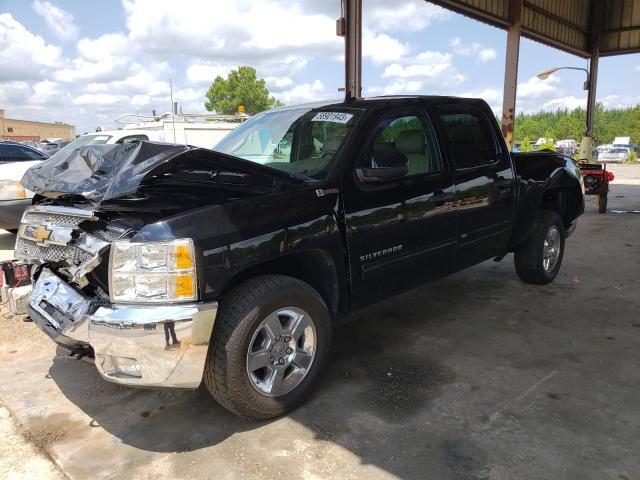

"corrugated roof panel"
[601, 0, 640, 55]
[427, 0, 640, 57]
[522, 0, 590, 56]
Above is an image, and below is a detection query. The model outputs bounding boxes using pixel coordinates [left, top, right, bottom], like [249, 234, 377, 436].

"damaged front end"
[13, 142, 297, 387]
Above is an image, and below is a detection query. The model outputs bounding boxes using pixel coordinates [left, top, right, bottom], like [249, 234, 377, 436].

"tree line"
[513, 104, 640, 145]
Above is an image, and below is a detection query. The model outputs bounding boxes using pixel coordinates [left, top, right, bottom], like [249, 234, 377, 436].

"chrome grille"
[21, 211, 87, 228]
[15, 206, 99, 267]
[16, 240, 92, 265]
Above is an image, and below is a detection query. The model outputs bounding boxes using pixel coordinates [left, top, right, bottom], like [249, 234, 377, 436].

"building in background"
[0, 109, 75, 142]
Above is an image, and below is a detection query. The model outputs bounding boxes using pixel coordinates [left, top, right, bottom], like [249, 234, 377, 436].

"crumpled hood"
[21, 141, 298, 207]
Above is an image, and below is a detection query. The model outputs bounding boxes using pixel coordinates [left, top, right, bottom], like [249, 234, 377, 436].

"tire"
[203, 275, 332, 419]
[514, 211, 565, 285]
[597, 192, 608, 214]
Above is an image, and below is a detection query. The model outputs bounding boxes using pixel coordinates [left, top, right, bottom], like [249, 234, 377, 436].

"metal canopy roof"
[428, 0, 640, 57]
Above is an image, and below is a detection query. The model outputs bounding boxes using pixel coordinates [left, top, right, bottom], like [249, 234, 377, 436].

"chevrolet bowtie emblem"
[33, 225, 52, 243]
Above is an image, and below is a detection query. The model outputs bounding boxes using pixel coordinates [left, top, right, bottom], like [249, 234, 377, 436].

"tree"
[204, 66, 283, 115]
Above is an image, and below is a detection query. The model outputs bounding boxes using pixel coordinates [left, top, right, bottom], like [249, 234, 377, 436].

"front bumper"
[0, 199, 31, 230]
[28, 269, 217, 388]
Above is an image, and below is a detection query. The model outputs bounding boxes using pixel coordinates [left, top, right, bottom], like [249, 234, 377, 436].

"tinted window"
[117, 135, 148, 144]
[439, 112, 498, 169]
[367, 115, 442, 177]
[0, 144, 47, 162]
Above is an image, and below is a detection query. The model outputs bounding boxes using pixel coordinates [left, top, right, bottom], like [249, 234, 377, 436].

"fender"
[509, 152, 584, 249]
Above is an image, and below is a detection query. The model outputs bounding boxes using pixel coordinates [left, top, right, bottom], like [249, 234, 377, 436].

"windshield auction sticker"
[312, 112, 353, 124]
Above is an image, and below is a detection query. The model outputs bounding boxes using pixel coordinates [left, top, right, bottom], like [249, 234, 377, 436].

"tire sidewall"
[538, 213, 565, 282]
[222, 279, 331, 417]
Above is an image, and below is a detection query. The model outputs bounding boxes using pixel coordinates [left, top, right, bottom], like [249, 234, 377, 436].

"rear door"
[434, 103, 516, 269]
[342, 106, 458, 307]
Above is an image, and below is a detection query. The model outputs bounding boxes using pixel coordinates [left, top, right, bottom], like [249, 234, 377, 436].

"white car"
[50, 129, 164, 159]
[0, 141, 49, 233]
[599, 147, 630, 163]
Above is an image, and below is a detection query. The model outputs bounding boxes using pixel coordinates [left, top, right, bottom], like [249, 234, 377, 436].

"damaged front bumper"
[28, 268, 217, 389]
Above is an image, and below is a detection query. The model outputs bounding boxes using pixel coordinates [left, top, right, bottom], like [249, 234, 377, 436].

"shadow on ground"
[44, 185, 640, 480]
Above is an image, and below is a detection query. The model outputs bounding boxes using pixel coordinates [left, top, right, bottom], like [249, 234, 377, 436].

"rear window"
[439, 112, 498, 169]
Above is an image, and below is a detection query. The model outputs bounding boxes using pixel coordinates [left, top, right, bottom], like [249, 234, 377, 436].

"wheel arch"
[511, 169, 584, 249]
[217, 250, 341, 319]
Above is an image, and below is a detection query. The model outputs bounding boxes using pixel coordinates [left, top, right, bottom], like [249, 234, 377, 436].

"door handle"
[428, 191, 454, 205]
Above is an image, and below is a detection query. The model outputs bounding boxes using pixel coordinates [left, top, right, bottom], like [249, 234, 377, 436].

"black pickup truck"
[17, 96, 584, 419]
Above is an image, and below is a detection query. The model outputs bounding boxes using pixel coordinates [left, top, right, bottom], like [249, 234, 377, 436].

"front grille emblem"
[33, 225, 52, 243]
[22, 224, 53, 244]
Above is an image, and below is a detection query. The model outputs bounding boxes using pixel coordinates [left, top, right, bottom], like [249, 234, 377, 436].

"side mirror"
[356, 147, 408, 183]
[356, 166, 408, 183]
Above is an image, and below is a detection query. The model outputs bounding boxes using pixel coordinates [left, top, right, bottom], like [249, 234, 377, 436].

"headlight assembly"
[109, 239, 197, 303]
[0, 180, 26, 201]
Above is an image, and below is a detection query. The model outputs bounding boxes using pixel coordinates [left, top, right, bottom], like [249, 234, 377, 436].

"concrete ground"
[0, 165, 638, 480]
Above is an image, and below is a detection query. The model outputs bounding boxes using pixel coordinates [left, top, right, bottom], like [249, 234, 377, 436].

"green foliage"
[519, 137, 533, 152]
[623, 150, 638, 164]
[204, 66, 283, 115]
[513, 104, 640, 145]
[538, 140, 556, 151]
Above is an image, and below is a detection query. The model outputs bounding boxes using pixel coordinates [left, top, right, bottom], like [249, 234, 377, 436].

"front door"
[342, 107, 458, 308]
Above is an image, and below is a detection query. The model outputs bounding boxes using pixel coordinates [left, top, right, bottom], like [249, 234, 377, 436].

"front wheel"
[203, 275, 332, 419]
[514, 211, 565, 285]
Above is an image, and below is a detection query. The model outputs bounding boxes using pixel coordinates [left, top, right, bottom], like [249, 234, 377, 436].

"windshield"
[50, 134, 113, 160]
[213, 107, 359, 181]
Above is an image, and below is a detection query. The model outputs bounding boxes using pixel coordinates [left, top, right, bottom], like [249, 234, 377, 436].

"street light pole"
[536, 66, 594, 162]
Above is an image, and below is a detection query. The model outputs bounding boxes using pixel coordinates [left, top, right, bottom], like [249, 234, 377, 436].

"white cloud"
[366, 1, 450, 32]
[363, 30, 407, 63]
[368, 80, 424, 96]
[542, 96, 586, 110]
[77, 33, 128, 61]
[382, 52, 453, 79]
[0, 13, 63, 81]
[122, 0, 342, 69]
[450, 37, 497, 63]
[186, 62, 233, 85]
[73, 93, 122, 106]
[517, 75, 561, 99]
[275, 80, 332, 104]
[32, 0, 78, 41]
[478, 48, 497, 63]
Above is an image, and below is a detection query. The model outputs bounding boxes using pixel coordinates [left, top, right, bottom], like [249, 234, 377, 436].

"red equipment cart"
[578, 162, 615, 213]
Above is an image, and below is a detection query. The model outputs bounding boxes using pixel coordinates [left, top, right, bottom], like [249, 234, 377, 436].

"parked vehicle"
[116, 112, 243, 148]
[47, 129, 164, 160]
[0, 141, 49, 232]
[598, 147, 630, 163]
[16, 96, 584, 419]
[40, 140, 71, 156]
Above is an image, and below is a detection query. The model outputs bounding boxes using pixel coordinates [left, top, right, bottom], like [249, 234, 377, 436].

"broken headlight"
[109, 239, 197, 303]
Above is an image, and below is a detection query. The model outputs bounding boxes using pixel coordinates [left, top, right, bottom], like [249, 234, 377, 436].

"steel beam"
[343, 0, 362, 100]
[501, 0, 523, 151]
[579, 0, 603, 161]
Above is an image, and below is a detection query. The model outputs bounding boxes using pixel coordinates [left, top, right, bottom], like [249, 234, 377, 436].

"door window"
[0, 144, 47, 162]
[439, 112, 499, 169]
[365, 115, 443, 178]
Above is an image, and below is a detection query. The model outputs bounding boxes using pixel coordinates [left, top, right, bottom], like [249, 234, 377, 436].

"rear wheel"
[597, 192, 608, 213]
[514, 211, 565, 285]
[203, 275, 332, 419]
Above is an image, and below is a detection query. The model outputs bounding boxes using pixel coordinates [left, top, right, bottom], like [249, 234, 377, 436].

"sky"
[1, 0, 639, 134]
